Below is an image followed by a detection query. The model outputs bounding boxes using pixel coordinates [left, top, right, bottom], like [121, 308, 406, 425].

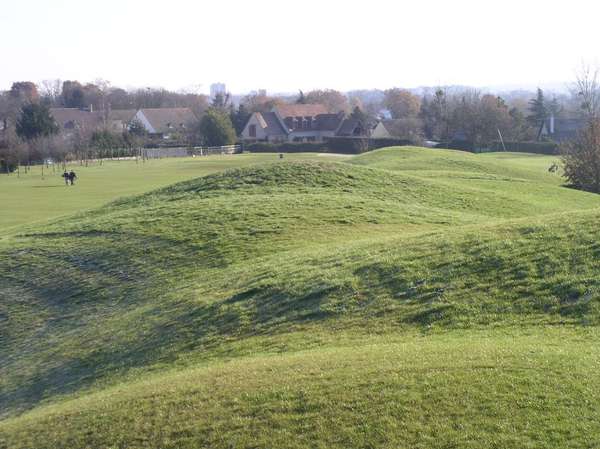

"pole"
[497, 128, 507, 152]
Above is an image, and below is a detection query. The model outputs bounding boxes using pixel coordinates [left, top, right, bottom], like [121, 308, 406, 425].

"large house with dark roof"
[240, 104, 367, 142]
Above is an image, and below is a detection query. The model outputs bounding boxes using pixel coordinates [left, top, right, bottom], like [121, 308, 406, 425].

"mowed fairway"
[0, 153, 344, 233]
[2, 147, 600, 448]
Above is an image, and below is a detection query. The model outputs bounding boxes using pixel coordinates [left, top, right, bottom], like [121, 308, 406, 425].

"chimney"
[90, 104, 93, 113]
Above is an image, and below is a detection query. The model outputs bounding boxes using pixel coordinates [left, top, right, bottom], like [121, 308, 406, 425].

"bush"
[0, 158, 17, 173]
[242, 141, 330, 153]
[489, 141, 559, 155]
[436, 140, 475, 152]
[436, 140, 560, 155]
[562, 121, 600, 193]
[325, 137, 411, 154]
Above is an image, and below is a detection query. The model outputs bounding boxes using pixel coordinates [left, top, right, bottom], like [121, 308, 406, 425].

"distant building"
[210, 83, 227, 98]
[240, 104, 369, 142]
[50, 108, 137, 136]
[539, 115, 586, 142]
[106, 109, 137, 133]
[132, 108, 197, 139]
[371, 118, 423, 140]
[50, 108, 103, 137]
[48, 107, 196, 140]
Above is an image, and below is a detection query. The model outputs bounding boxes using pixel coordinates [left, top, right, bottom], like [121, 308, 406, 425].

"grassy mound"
[2, 148, 600, 448]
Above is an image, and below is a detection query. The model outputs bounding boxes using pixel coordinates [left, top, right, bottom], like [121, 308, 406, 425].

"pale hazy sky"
[1, 0, 598, 94]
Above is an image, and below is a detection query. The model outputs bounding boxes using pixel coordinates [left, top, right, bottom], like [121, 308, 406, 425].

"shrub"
[562, 121, 600, 193]
[242, 142, 330, 153]
[489, 141, 559, 155]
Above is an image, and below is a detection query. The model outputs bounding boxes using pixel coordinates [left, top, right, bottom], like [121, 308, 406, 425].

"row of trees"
[2, 78, 574, 150]
[3, 71, 600, 194]
[0, 79, 211, 119]
[0, 90, 239, 173]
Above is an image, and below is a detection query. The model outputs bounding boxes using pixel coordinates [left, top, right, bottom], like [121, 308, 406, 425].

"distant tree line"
[2, 72, 600, 194]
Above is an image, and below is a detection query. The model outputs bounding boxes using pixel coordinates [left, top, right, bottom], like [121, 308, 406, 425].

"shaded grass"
[2, 329, 600, 449]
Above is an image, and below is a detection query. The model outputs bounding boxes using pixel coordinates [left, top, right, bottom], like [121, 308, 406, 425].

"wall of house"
[134, 111, 156, 134]
[287, 130, 337, 142]
[370, 122, 391, 139]
[241, 114, 269, 140]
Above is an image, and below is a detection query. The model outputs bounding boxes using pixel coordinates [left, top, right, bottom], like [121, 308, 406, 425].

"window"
[249, 124, 256, 137]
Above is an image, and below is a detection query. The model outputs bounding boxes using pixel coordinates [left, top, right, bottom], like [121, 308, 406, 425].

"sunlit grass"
[1, 147, 600, 448]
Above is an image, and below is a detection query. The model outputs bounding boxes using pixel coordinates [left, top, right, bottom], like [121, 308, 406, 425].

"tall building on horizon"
[210, 83, 226, 98]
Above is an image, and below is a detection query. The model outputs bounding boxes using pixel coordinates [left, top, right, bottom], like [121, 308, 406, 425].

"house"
[539, 115, 586, 142]
[335, 118, 370, 137]
[371, 118, 423, 140]
[50, 108, 104, 137]
[106, 109, 137, 133]
[132, 108, 197, 139]
[240, 104, 367, 142]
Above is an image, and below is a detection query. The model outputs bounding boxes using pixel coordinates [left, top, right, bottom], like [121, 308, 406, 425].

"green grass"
[0, 153, 343, 233]
[2, 147, 600, 448]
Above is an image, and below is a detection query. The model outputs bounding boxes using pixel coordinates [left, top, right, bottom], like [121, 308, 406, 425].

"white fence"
[141, 145, 241, 159]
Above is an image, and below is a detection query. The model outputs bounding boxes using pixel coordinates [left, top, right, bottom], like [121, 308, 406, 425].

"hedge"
[242, 141, 330, 153]
[242, 138, 412, 155]
[488, 141, 560, 155]
[436, 140, 560, 155]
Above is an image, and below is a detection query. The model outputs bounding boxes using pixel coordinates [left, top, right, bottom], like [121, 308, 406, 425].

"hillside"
[2, 147, 600, 448]
[0, 153, 342, 233]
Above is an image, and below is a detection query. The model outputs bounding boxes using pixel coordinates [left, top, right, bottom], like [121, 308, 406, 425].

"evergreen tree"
[199, 109, 237, 146]
[349, 106, 368, 123]
[128, 119, 147, 137]
[211, 92, 231, 110]
[230, 103, 251, 135]
[296, 90, 307, 104]
[528, 88, 548, 138]
[15, 103, 58, 141]
[548, 96, 562, 118]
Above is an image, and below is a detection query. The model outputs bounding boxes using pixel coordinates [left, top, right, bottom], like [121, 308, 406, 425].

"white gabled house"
[132, 108, 197, 139]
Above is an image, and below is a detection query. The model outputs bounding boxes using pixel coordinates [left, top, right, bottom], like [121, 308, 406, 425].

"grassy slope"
[2, 147, 600, 448]
[0, 153, 342, 233]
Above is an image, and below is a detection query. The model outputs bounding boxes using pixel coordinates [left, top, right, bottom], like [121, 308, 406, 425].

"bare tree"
[562, 63, 600, 192]
[39, 79, 62, 106]
[572, 63, 600, 120]
[562, 120, 600, 192]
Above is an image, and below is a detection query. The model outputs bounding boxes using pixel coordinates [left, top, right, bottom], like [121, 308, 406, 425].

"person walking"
[68, 170, 77, 186]
[62, 170, 69, 185]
